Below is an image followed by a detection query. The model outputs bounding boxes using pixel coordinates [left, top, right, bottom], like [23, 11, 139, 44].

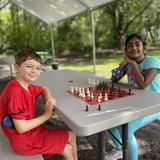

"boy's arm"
[42, 87, 56, 105]
[13, 111, 51, 133]
[13, 87, 56, 133]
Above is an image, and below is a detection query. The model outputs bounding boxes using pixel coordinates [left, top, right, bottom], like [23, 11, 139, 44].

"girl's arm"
[127, 59, 158, 89]
[111, 59, 128, 82]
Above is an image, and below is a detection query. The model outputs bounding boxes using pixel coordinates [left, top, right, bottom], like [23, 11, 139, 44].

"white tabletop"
[35, 70, 160, 136]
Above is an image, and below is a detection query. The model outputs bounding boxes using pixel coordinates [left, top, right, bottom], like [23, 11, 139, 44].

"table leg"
[122, 123, 128, 160]
[98, 131, 106, 160]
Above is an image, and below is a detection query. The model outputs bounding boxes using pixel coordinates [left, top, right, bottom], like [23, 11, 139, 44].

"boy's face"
[126, 37, 144, 60]
[15, 59, 42, 83]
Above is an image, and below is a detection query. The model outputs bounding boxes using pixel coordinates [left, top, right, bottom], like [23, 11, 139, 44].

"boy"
[0, 49, 78, 160]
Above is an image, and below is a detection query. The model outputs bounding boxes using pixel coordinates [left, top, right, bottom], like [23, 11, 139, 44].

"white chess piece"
[79, 88, 82, 97]
[96, 80, 99, 85]
[70, 86, 74, 94]
[91, 93, 94, 100]
[75, 87, 78, 94]
[98, 95, 102, 102]
[104, 93, 108, 101]
[87, 92, 91, 98]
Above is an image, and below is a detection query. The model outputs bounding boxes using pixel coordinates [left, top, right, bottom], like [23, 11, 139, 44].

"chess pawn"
[75, 87, 78, 94]
[70, 86, 74, 94]
[96, 80, 99, 85]
[82, 88, 85, 95]
[86, 87, 90, 94]
[90, 93, 94, 101]
[99, 93, 103, 101]
[82, 92, 86, 99]
[104, 93, 108, 101]
[98, 95, 102, 102]
[87, 92, 91, 98]
[79, 88, 82, 97]
[128, 88, 132, 95]
[85, 105, 89, 112]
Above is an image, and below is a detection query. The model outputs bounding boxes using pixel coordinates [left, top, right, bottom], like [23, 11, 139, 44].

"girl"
[105, 33, 160, 160]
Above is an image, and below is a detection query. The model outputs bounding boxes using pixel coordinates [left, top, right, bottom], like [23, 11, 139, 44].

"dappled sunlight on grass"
[60, 51, 160, 80]
[60, 56, 122, 79]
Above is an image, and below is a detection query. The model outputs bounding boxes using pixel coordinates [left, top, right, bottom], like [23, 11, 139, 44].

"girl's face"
[15, 59, 42, 83]
[126, 37, 145, 60]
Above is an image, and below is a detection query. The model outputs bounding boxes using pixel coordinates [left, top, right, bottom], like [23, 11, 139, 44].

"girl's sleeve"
[144, 57, 160, 70]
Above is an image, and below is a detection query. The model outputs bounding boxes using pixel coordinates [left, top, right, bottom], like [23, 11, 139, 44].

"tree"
[0, 0, 9, 10]
[98, 0, 153, 49]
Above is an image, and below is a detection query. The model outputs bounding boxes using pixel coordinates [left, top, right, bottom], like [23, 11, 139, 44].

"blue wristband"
[112, 67, 124, 79]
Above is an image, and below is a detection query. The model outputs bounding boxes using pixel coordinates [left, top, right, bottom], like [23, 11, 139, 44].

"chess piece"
[118, 87, 121, 92]
[86, 87, 90, 94]
[85, 105, 89, 112]
[104, 93, 108, 101]
[75, 86, 78, 94]
[98, 94, 102, 102]
[96, 80, 99, 85]
[70, 86, 74, 94]
[79, 88, 82, 96]
[98, 104, 101, 111]
[90, 93, 94, 101]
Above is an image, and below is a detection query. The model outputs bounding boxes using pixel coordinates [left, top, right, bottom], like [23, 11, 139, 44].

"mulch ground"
[45, 116, 160, 160]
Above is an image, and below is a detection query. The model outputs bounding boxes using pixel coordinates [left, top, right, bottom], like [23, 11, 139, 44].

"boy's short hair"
[15, 49, 42, 66]
[125, 33, 147, 50]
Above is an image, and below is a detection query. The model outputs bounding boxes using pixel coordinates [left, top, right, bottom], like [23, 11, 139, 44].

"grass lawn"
[60, 50, 160, 79]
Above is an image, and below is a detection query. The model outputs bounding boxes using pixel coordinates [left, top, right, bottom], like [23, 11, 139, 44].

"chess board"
[68, 82, 135, 105]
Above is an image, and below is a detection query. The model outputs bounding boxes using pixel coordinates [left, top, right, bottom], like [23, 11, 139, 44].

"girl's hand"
[119, 55, 135, 69]
[119, 54, 128, 69]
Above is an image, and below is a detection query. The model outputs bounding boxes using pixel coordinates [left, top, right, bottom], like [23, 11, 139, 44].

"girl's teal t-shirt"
[126, 56, 160, 93]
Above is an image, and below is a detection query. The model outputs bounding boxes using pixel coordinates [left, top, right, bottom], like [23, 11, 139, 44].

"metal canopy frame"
[10, 0, 119, 74]
[10, 0, 118, 24]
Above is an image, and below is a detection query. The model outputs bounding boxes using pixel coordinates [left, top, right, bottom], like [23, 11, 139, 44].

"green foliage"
[1, 0, 160, 56]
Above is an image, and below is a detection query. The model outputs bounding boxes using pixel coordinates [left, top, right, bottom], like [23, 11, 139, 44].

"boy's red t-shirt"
[0, 80, 68, 156]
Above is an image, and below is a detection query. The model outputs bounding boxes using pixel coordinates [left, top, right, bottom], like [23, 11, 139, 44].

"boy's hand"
[46, 97, 56, 107]
[44, 97, 56, 118]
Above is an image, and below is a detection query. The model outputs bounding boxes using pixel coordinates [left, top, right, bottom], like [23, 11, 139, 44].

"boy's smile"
[15, 59, 42, 86]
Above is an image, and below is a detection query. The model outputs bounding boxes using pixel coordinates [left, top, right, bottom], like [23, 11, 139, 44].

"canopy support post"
[91, 11, 96, 74]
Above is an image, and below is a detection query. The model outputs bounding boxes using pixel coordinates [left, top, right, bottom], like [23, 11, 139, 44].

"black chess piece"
[128, 88, 132, 95]
[118, 87, 121, 92]
[85, 105, 89, 112]
[112, 81, 114, 87]
[98, 104, 101, 111]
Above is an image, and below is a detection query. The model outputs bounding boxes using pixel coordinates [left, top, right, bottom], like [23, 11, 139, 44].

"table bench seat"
[0, 127, 43, 160]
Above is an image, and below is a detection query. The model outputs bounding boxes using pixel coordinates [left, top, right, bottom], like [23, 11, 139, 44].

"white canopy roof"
[10, 0, 118, 24]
